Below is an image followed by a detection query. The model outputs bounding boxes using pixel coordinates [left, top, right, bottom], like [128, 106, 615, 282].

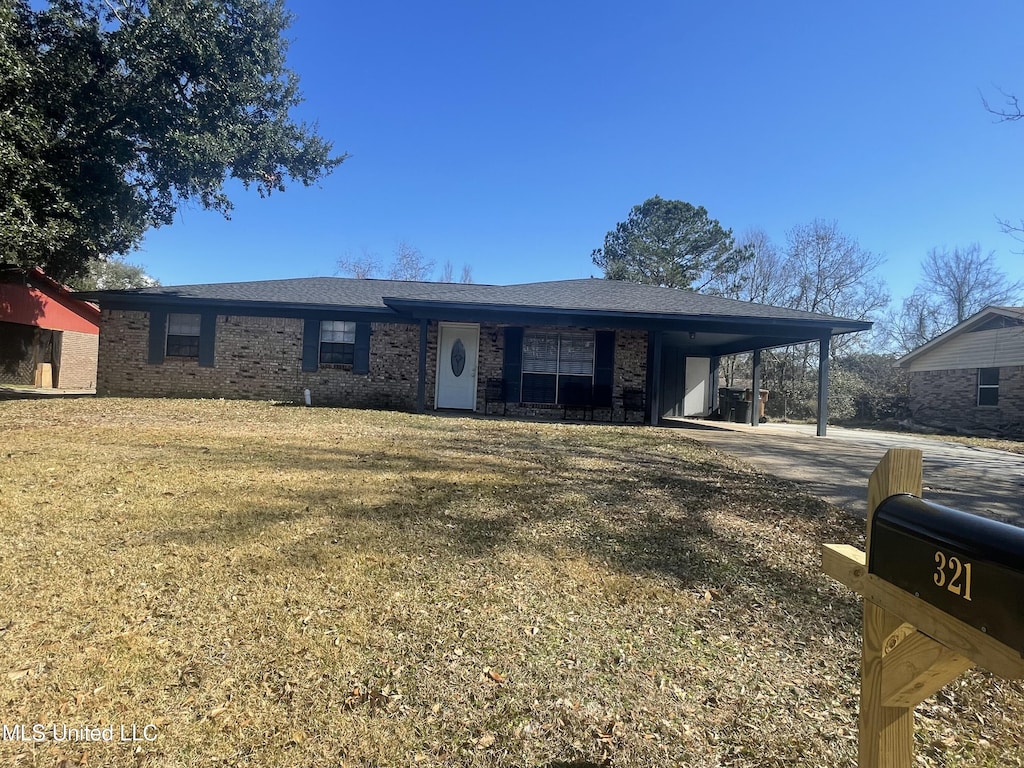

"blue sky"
[135, 1, 1024, 305]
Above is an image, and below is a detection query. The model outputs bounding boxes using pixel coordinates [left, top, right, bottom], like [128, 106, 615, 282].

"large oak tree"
[0, 0, 344, 281]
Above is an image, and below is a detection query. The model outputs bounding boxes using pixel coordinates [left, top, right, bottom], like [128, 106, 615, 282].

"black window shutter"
[503, 327, 523, 402]
[594, 330, 615, 406]
[147, 308, 167, 365]
[301, 318, 319, 372]
[352, 322, 371, 374]
[198, 312, 216, 368]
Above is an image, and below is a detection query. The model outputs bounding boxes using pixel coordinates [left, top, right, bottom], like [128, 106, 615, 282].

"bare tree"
[981, 87, 1024, 247]
[753, 221, 889, 418]
[784, 219, 889, 324]
[439, 260, 455, 282]
[438, 260, 474, 283]
[706, 222, 886, 419]
[706, 228, 788, 391]
[920, 244, 1023, 325]
[997, 217, 1024, 248]
[707, 228, 790, 305]
[738, 229, 790, 306]
[884, 291, 945, 355]
[982, 86, 1024, 121]
[387, 241, 434, 281]
[881, 244, 1021, 354]
[341, 244, 468, 284]
[337, 248, 381, 279]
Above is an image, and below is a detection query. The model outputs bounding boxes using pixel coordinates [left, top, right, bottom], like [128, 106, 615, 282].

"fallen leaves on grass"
[484, 669, 507, 684]
[0, 398, 1020, 767]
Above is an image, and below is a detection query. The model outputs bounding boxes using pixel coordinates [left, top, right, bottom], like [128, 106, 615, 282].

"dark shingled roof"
[385, 278, 857, 323]
[82, 276, 871, 334]
[88, 276, 486, 309]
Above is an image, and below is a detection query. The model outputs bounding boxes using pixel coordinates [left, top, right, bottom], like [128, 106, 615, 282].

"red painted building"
[0, 265, 100, 389]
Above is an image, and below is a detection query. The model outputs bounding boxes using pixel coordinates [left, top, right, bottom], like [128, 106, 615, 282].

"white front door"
[435, 323, 479, 410]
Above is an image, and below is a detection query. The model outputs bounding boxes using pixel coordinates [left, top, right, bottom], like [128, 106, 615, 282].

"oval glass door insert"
[451, 338, 466, 377]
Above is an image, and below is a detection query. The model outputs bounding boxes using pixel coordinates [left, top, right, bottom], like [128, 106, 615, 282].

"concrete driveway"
[670, 420, 1024, 526]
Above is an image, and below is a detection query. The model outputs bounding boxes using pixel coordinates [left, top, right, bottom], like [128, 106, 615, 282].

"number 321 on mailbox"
[869, 493, 1024, 658]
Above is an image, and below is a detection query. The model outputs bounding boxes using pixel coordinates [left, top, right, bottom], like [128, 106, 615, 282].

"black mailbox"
[869, 494, 1024, 657]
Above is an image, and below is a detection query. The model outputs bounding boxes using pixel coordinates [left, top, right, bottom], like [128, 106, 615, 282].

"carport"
[648, 315, 869, 436]
[638, 305, 872, 434]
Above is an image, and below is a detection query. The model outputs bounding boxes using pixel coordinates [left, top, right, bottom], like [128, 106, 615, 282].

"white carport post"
[817, 333, 830, 437]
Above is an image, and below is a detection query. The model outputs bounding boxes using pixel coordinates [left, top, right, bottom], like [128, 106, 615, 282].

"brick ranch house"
[0, 265, 100, 389]
[84, 277, 870, 433]
[897, 305, 1024, 436]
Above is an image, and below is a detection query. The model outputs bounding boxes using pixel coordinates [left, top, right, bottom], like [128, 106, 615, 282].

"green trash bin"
[718, 388, 735, 421]
[733, 399, 750, 423]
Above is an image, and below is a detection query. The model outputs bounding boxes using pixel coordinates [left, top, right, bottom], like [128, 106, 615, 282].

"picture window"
[521, 331, 594, 404]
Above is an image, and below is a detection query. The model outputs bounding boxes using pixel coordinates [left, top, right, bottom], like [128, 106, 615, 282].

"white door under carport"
[660, 345, 711, 420]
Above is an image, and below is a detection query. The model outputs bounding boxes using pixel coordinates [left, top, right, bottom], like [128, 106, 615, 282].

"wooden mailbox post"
[822, 447, 1024, 768]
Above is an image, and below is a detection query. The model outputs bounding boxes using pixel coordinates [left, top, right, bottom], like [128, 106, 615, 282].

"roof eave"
[83, 292, 399, 318]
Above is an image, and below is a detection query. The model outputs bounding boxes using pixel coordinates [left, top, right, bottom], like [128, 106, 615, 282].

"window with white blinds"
[521, 331, 595, 404]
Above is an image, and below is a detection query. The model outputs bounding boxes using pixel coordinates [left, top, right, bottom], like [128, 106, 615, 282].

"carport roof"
[426, 278, 807, 316]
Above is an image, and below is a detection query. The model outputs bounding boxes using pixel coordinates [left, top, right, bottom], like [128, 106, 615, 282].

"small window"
[978, 367, 999, 406]
[320, 320, 356, 365]
[166, 313, 201, 357]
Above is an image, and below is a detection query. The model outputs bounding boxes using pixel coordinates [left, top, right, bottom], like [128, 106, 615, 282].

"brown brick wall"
[96, 309, 147, 395]
[472, 322, 503, 412]
[97, 311, 651, 419]
[614, 329, 649, 421]
[908, 367, 1024, 435]
[56, 329, 98, 388]
[98, 310, 422, 408]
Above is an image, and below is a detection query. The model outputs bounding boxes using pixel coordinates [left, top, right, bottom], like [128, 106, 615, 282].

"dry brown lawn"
[0, 398, 1021, 767]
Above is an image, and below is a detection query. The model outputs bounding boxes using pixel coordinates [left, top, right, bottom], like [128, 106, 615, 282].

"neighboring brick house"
[897, 306, 1024, 436]
[0, 265, 100, 389]
[85, 277, 869, 429]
